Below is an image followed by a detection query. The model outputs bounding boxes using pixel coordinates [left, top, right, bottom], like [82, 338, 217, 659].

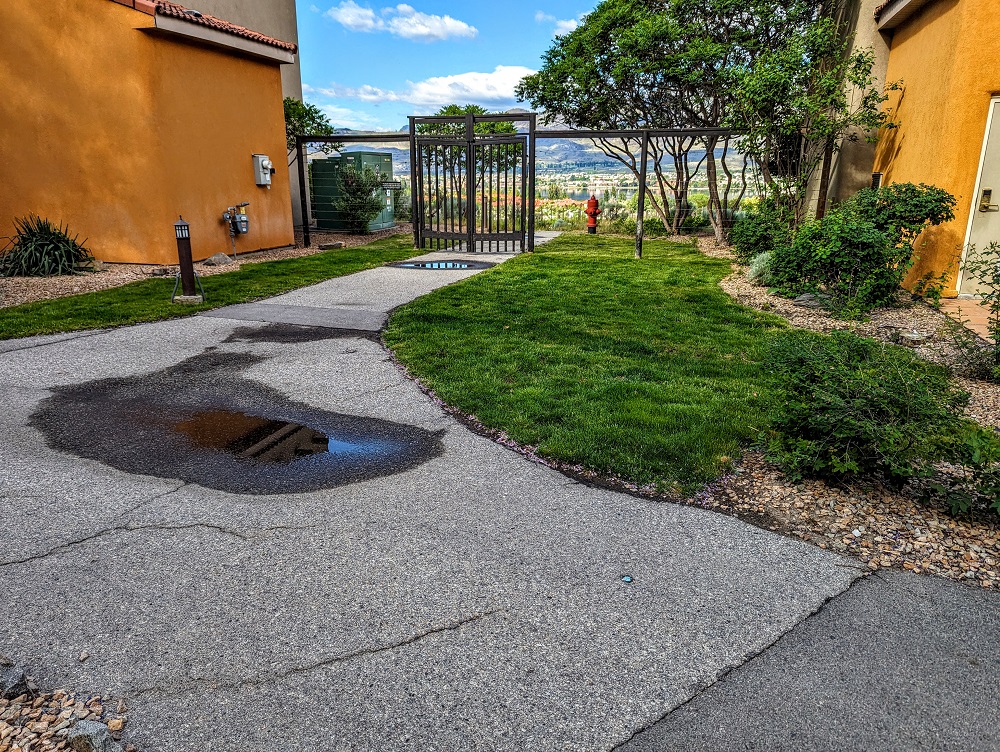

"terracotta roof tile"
[110, 0, 298, 53]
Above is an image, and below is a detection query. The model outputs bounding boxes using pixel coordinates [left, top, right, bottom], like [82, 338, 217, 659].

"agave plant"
[0, 214, 94, 277]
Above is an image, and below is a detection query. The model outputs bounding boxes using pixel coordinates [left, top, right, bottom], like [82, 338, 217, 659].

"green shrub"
[769, 211, 896, 311]
[847, 182, 956, 247]
[746, 251, 772, 285]
[728, 198, 792, 264]
[953, 241, 1000, 381]
[765, 330, 1000, 516]
[0, 215, 94, 277]
[334, 165, 385, 234]
[768, 183, 956, 313]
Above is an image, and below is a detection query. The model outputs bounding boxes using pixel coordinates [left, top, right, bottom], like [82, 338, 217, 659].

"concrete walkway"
[0, 247, 997, 751]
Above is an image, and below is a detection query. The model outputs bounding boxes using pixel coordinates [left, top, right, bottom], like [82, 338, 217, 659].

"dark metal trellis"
[409, 112, 537, 253]
[297, 122, 734, 258]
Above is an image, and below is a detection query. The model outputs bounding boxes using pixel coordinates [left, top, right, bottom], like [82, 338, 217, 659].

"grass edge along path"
[386, 234, 787, 495]
[0, 236, 417, 341]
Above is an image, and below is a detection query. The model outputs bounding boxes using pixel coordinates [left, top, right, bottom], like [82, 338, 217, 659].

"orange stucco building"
[870, 0, 1000, 295]
[0, 0, 297, 265]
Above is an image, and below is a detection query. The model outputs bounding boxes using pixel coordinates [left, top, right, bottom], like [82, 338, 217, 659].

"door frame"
[957, 96, 1000, 297]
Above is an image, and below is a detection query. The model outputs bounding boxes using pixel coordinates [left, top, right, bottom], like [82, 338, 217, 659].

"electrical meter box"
[311, 151, 395, 231]
[253, 154, 274, 188]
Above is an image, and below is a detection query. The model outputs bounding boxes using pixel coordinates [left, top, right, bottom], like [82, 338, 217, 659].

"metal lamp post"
[172, 216, 204, 304]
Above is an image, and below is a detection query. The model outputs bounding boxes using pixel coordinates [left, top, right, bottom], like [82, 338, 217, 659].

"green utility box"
[311, 151, 395, 231]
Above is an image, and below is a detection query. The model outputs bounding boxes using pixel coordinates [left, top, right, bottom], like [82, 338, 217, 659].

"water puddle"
[30, 351, 444, 495]
[392, 260, 494, 271]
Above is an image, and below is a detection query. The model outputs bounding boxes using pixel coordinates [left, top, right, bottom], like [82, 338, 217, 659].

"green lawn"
[385, 234, 787, 493]
[0, 235, 417, 340]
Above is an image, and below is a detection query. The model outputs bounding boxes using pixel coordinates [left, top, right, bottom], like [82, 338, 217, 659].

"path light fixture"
[172, 216, 205, 305]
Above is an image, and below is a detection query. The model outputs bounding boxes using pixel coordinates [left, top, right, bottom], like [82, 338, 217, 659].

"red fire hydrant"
[585, 194, 601, 234]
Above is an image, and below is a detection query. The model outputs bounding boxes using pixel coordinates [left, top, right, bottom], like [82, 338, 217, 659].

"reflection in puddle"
[392, 260, 494, 271]
[174, 411, 332, 463]
[31, 350, 445, 495]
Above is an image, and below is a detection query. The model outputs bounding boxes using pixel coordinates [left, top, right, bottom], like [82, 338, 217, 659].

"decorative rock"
[67, 721, 125, 752]
[76, 260, 108, 272]
[319, 241, 346, 250]
[899, 330, 932, 345]
[0, 658, 29, 700]
[149, 267, 175, 277]
[201, 252, 234, 266]
[172, 295, 205, 305]
[792, 293, 831, 309]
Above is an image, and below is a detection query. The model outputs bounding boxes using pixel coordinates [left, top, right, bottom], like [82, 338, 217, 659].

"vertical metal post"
[296, 136, 311, 249]
[408, 117, 420, 249]
[527, 113, 537, 253]
[465, 113, 476, 252]
[635, 130, 649, 260]
[175, 219, 196, 297]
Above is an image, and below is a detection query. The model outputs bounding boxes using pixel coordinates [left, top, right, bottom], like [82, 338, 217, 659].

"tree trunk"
[705, 137, 726, 244]
[816, 139, 835, 220]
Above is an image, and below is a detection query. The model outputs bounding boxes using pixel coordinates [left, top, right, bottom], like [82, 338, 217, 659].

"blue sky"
[296, 1, 596, 131]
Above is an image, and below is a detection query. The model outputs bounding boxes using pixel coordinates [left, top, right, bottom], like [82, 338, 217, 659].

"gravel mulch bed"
[689, 236, 999, 588]
[697, 452, 999, 589]
[0, 224, 412, 310]
[0, 675, 135, 752]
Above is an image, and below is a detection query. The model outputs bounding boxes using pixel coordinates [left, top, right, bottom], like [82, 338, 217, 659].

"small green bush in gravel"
[1, 215, 94, 277]
[765, 329, 1000, 517]
[768, 183, 956, 313]
[769, 211, 895, 312]
[728, 199, 792, 264]
[746, 251, 773, 286]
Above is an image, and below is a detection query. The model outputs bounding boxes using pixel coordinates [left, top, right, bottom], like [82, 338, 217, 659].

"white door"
[960, 98, 1000, 296]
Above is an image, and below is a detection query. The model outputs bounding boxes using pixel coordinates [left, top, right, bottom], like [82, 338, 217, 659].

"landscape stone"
[201, 252, 234, 267]
[792, 293, 831, 309]
[898, 330, 931, 345]
[67, 720, 124, 752]
[319, 241, 346, 250]
[0, 659, 29, 700]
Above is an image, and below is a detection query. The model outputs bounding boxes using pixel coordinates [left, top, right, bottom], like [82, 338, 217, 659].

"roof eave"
[876, 0, 937, 31]
[148, 13, 296, 65]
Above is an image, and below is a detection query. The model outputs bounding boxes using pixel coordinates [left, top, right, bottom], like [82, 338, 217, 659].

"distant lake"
[542, 188, 639, 201]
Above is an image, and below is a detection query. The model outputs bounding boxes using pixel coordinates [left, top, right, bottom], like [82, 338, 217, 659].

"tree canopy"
[517, 0, 890, 234]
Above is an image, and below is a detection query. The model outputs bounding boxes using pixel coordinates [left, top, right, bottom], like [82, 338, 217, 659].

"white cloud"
[324, 2, 477, 42]
[535, 9, 583, 36]
[314, 65, 536, 109]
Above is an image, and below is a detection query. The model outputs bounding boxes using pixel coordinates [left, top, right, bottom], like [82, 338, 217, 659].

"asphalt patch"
[29, 350, 444, 494]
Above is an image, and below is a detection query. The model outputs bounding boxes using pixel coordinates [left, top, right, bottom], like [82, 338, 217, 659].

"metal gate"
[409, 113, 535, 253]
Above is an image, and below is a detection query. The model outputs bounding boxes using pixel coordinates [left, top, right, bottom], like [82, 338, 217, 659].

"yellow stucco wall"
[0, 1, 293, 265]
[874, 0, 996, 293]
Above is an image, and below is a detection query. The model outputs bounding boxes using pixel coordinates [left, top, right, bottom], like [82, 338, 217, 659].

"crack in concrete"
[115, 482, 189, 522]
[0, 521, 250, 568]
[133, 608, 505, 700]
[607, 574, 869, 751]
[0, 331, 106, 355]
